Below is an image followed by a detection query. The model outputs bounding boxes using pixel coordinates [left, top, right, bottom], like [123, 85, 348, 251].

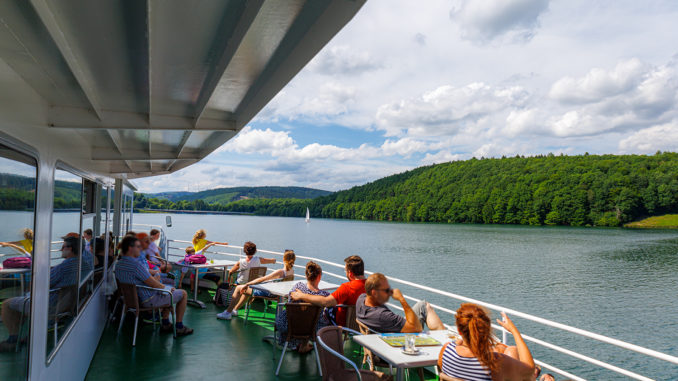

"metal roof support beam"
[47, 107, 236, 131]
[146, 0, 153, 172]
[29, 0, 103, 120]
[165, 0, 262, 174]
[92, 153, 202, 161]
[104, 129, 133, 172]
[193, 0, 263, 127]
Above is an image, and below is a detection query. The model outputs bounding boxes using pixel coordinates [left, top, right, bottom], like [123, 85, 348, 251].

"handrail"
[165, 240, 676, 380]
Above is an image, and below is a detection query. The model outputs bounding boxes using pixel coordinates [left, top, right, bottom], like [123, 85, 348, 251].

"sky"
[134, 0, 678, 193]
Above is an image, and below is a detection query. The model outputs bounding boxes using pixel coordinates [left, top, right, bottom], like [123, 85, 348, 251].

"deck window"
[47, 169, 108, 359]
[0, 144, 37, 381]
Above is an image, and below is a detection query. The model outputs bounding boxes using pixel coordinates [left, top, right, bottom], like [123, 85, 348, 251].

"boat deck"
[86, 290, 437, 381]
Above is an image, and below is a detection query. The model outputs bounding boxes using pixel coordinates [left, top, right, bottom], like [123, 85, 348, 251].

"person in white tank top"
[215, 243, 284, 320]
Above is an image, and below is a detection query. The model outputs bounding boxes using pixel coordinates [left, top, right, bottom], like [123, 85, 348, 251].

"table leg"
[262, 295, 283, 343]
[396, 368, 404, 381]
[188, 267, 206, 308]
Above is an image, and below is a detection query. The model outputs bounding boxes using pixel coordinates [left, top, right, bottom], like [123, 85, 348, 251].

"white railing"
[165, 240, 677, 380]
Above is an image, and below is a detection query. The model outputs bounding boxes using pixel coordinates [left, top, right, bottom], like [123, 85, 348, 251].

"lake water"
[3, 211, 678, 379]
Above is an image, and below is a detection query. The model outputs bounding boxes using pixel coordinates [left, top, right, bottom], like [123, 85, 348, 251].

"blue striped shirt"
[49, 257, 79, 306]
[441, 342, 492, 381]
[50, 257, 79, 288]
[115, 256, 155, 302]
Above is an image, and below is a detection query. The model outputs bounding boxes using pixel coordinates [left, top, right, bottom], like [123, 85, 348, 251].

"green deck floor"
[84, 289, 437, 381]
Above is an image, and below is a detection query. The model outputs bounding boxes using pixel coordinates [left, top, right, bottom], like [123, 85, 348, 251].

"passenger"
[178, 243, 220, 291]
[192, 229, 228, 252]
[217, 250, 296, 320]
[274, 261, 331, 353]
[62, 232, 95, 274]
[149, 228, 162, 255]
[83, 228, 93, 253]
[438, 303, 535, 381]
[93, 237, 106, 268]
[0, 236, 80, 351]
[115, 235, 193, 335]
[540, 374, 555, 381]
[226, 241, 276, 286]
[137, 233, 173, 285]
[290, 255, 366, 326]
[0, 228, 33, 256]
[356, 273, 445, 333]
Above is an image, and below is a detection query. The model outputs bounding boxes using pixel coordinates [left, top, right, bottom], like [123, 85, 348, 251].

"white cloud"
[420, 151, 464, 165]
[308, 46, 382, 75]
[549, 58, 647, 103]
[375, 83, 529, 137]
[618, 121, 678, 153]
[220, 127, 439, 163]
[544, 59, 678, 137]
[450, 0, 550, 43]
[217, 126, 294, 154]
[257, 82, 357, 122]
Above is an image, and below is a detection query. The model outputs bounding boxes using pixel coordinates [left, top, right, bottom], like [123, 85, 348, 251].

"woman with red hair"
[438, 303, 535, 380]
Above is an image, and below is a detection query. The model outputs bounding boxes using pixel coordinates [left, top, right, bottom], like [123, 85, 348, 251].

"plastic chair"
[275, 303, 323, 376]
[117, 282, 176, 346]
[356, 319, 393, 374]
[49, 285, 77, 347]
[333, 304, 360, 344]
[316, 325, 392, 381]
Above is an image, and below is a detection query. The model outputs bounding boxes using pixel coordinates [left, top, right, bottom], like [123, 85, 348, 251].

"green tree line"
[309, 152, 678, 227]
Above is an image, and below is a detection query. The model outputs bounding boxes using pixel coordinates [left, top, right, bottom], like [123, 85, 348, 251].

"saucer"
[401, 348, 420, 355]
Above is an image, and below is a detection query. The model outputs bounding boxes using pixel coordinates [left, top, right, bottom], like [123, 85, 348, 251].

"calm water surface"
[3, 211, 677, 379]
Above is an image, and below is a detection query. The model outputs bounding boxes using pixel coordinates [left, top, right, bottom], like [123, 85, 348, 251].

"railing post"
[501, 310, 507, 344]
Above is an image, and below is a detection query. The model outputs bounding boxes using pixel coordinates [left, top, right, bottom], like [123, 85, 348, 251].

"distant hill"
[0, 173, 80, 210]
[146, 186, 331, 203]
[136, 186, 331, 212]
[215, 152, 678, 227]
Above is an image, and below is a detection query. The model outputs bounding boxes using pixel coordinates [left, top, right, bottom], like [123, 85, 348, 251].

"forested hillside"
[0, 174, 80, 210]
[136, 186, 328, 212]
[307, 153, 678, 226]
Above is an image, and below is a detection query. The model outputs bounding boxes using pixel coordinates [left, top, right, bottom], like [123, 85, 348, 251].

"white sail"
[305, 207, 310, 223]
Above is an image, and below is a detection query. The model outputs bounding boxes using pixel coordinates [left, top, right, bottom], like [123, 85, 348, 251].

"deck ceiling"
[0, 0, 364, 178]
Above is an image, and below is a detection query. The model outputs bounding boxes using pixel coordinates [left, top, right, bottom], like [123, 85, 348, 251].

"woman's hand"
[496, 312, 519, 335]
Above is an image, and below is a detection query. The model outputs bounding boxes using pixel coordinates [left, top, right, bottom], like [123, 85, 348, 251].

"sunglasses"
[377, 287, 392, 294]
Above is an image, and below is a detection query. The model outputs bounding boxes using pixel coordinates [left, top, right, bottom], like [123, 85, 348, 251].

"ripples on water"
[3, 212, 677, 379]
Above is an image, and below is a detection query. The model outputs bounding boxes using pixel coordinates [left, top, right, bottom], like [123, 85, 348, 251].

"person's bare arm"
[246, 269, 283, 286]
[143, 275, 166, 289]
[206, 240, 228, 246]
[0, 242, 30, 256]
[290, 292, 337, 307]
[393, 288, 422, 333]
[497, 312, 535, 379]
[260, 257, 276, 265]
[228, 262, 240, 277]
[438, 342, 450, 369]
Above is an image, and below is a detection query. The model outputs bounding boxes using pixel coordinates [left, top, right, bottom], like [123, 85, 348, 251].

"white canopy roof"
[0, 0, 364, 178]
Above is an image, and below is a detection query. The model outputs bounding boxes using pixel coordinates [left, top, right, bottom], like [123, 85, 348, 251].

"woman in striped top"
[438, 303, 536, 381]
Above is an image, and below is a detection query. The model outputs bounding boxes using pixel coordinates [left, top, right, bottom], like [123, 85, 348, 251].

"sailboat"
[305, 207, 310, 223]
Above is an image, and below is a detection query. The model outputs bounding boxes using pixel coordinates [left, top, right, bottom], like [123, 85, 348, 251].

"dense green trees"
[307, 153, 678, 227]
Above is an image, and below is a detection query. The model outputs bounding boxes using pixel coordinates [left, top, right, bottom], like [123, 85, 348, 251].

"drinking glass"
[405, 334, 416, 352]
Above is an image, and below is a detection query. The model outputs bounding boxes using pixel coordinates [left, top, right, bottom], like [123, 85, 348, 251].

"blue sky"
[135, 0, 678, 193]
